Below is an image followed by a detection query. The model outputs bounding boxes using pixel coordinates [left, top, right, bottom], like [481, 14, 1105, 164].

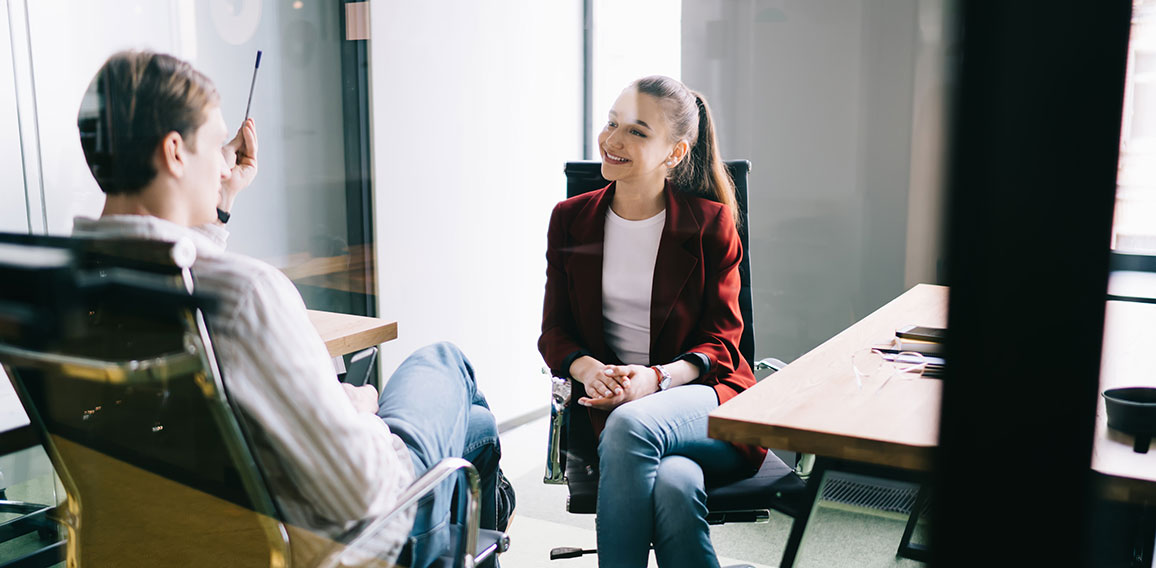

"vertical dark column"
[339, 0, 375, 317]
[934, 2, 1131, 567]
[582, 0, 594, 160]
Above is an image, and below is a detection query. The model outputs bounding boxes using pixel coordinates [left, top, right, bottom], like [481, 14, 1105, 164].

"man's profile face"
[181, 105, 231, 226]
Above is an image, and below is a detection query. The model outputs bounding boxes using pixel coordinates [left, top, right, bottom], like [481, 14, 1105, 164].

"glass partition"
[682, 0, 956, 364]
[13, 0, 376, 315]
[0, 2, 28, 234]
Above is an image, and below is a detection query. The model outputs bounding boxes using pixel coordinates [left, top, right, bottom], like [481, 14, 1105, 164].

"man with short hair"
[73, 50, 512, 567]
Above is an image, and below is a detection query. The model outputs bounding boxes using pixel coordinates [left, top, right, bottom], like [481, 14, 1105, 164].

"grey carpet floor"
[498, 417, 930, 568]
[0, 416, 932, 567]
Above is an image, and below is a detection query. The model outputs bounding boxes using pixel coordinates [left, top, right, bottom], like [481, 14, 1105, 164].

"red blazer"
[538, 180, 765, 468]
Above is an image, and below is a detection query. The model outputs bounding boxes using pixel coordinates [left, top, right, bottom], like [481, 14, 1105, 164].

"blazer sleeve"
[685, 206, 749, 389]
[538, 202, 590, 377]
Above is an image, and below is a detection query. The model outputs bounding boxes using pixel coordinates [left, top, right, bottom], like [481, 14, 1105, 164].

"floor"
[1, 415, 1150, 566]
[495, 415, 930, 568]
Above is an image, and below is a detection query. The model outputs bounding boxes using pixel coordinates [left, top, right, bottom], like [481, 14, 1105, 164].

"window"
[588, 0, 681, 158]
[1114, 0, 1156, 253]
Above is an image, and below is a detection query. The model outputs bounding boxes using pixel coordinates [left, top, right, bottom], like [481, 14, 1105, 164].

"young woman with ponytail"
[539, 76, 763, 568]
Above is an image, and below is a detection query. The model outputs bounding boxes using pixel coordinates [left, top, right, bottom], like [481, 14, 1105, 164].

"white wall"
[370, 1, 583, 424]
[682, 0, 953, 363]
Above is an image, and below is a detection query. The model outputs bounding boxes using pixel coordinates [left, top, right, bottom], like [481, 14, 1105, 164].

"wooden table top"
[1093, 300, 1156, 503]
[307, 310, 398, 358]
[711, 283, 1156, 501]
[709, 283, 948, 472]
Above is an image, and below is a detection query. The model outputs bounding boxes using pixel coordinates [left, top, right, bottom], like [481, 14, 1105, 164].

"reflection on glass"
[18, 0, 376, 316]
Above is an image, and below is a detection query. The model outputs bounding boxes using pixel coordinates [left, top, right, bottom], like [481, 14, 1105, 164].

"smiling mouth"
[604, 151, 630, 165]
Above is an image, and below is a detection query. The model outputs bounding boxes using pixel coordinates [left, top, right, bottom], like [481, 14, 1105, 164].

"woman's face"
[598, 88, 680, 187]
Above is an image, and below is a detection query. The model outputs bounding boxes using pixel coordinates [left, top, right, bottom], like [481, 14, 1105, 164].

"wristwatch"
[654, 364, 672, 392]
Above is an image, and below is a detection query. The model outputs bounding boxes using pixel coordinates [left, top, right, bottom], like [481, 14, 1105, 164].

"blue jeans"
[596, 385, 749, 568]
[376, 342, 501, 568]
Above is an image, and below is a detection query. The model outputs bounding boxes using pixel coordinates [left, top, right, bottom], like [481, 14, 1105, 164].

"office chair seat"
[563, 449, 806, 519]
[706, 452, 808, 520]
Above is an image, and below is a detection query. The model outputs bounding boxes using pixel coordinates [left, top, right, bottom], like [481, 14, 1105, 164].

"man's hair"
[78, 51, 220, 195]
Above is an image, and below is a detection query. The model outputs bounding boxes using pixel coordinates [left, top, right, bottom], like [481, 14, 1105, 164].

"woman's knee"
[598, 402, 660, 459]
[656, 458, 707, 506]
[656, 455, 707, 532]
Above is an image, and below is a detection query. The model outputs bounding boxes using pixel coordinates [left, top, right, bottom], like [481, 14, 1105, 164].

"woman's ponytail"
[685, 93, 737, 225]
[634, 76, 738, 225]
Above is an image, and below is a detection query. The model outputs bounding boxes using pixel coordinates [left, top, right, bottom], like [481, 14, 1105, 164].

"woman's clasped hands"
[575, 362, 659, 411]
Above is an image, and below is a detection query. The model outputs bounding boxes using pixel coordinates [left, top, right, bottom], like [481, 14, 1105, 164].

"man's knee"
[464, 404, 499, 461]
[404, 342, 476, 389]
[414, 341, 467, 365]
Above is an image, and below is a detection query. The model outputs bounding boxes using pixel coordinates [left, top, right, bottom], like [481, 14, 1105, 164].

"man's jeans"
[376, 342, 501, 568]
[595, 384, 749, 568]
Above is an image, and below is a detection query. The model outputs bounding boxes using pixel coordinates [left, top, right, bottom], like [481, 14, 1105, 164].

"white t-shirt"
[602, 207, 665, 365]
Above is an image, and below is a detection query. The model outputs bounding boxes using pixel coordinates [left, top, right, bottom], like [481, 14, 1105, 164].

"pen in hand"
[243, 50, 262, 123]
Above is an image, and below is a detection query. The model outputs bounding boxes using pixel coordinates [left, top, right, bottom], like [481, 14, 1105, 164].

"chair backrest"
[561, 160, 756, 367]
[0, 233, 289, 567]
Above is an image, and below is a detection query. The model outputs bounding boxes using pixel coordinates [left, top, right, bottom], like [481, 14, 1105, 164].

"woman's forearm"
[661, 359, 700, 389]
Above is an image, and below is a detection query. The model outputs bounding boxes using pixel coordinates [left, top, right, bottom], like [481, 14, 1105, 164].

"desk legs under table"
[778, 458, 930, 568]
[779, 458, 830, 567]
[896, 485, 932, 562]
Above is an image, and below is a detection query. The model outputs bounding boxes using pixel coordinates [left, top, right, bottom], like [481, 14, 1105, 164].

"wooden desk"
[709, 283, 947, 472]
[307, 310, 398, 358]
[1093, 300, 1156, 504]
[709, 283, 947, 566]
[709, 283, 1156, 565]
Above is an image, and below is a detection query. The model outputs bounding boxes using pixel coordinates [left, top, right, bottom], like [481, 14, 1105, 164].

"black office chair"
[543, 160, 808, 563]
[0, 233, 507, 568]
[0, 466, 62, 568]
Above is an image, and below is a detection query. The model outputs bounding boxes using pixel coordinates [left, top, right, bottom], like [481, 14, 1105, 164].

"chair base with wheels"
[0, 495, 64, 568]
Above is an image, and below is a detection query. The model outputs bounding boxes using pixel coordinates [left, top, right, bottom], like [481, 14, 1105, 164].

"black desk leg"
[780, 457, 830, 568]
[896, 485, 931, 562]
[1133, 507, 1155, 568]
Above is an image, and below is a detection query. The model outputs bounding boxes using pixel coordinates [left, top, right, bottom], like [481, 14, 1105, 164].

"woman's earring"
[667, 160, 674, 166]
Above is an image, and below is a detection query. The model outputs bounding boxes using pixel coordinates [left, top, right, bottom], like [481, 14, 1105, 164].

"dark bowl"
[1103, 387, 1156, 453]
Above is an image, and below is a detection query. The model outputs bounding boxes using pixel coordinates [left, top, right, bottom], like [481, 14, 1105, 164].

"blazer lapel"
[650, 183, 700, 360]
[565, 184, 615, 360]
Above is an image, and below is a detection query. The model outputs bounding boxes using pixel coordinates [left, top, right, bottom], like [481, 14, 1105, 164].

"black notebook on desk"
[877, 349, 946, 378]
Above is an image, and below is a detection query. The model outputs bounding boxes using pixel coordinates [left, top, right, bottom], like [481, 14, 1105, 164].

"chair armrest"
[317, 457, 481, 568]
[753, 357, 788, 373]
[544, 376, 571, 485]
